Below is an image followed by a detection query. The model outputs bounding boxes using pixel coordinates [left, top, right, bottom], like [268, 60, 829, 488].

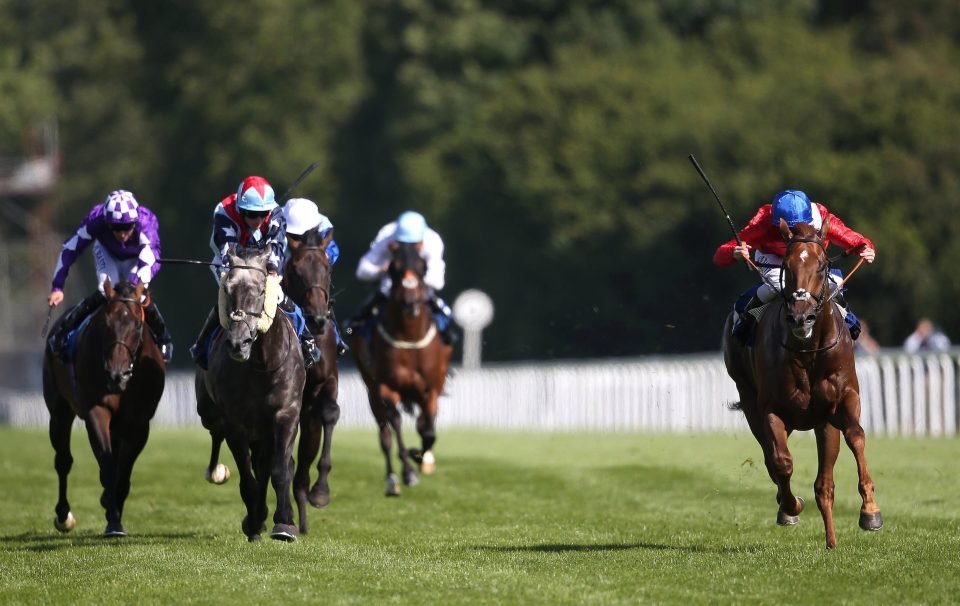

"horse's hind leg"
[764, 413, 805, 525]
[838, 392, 883, 531]
[48, 399, 77, 532]
[205, 433, 230, 484]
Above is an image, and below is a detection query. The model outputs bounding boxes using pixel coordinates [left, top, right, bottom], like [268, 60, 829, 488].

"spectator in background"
[903, 318, 951, 353]
[854, 319, 881, 355]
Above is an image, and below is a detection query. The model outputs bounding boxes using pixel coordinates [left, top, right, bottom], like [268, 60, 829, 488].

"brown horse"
[283, 227, 340, 533]
[723, 218, 883, 549]
[42, 279, 166, 537]
[195, 246, 305, 541]
[351, 241, 453, 496]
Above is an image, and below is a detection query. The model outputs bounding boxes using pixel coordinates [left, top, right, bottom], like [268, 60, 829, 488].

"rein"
[777, 236, 839, 354]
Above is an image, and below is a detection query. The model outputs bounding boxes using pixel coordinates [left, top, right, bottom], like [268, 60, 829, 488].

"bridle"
[224, 264, 269, 339]
[778, 236, 841, 354]
[103, 295, 146, 373]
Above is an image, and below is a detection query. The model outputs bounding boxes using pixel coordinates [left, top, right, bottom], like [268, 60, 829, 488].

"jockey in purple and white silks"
[46, 189, 173, 362]
[188, 176, 322, 370]
[347, 211, 455, 344]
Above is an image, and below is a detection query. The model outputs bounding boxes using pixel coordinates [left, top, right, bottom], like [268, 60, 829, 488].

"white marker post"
[452, 289, 494, 369]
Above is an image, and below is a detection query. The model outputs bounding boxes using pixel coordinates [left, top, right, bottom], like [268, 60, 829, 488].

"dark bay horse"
[42, 279, 165, 537]
[283, 227, 340, 533]
[195, 246, 305, 541]
[723, 218, 883, 549]
[351, 241, 453, 496]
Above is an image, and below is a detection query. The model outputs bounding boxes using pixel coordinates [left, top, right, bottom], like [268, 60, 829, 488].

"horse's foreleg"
[48, 400, 76, 532]
[113, 421, 151, 524]
[85, 405, 124, 537]
[294, 409, 321, 534]
[838, 391, 883, 531]
[205, 433, 230, 484]
[738, 397, 777, 484]
[764, 412, 804, 525]
[270, 417, 299, 542]
[814, 424, 841, 549]
[311, 398, 340, 508]
[415, 393, 438, 475]
[225, 434, 261, 541]
[384, 401, 418, 488]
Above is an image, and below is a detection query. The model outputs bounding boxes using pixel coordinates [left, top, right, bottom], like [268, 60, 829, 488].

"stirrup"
[302, 340, 321, 368]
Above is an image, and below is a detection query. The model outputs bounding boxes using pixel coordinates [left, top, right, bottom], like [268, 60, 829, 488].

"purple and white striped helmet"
[102, 190, 140, 224]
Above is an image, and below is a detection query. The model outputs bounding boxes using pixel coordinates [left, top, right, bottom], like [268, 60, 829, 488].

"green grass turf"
[0, 427, 957, 605]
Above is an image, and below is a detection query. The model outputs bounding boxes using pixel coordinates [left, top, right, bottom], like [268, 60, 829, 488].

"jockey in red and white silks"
[714, 190, 876, 302]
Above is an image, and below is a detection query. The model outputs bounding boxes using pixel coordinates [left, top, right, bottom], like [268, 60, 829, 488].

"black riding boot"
[279, 296, 321, 368]
[189, 305, 219, 370]
[144, 301, 174, 363]
[328, 307, 349, 356]
[732, 295, 762, 345]
[429, 296, 457, 345]
[344, 291, 387, 338]
[49, 291, 106, 361]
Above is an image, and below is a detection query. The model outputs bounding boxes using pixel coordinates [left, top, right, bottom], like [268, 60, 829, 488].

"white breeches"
[94, 242, 140, 294]
[754, 252, 842, 302]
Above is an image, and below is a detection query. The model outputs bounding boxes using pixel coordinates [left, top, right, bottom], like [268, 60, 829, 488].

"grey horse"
[195, 246, 305, 541]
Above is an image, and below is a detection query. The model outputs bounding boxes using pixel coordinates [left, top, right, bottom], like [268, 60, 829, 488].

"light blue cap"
[395, 211, 427, 243]
[772, 190, 812, 227]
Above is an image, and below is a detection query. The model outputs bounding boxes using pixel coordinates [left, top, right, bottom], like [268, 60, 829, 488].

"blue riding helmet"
[771, 190, 812, 227]
[236, 176, 277, 213]
[395, 211, 427, 243]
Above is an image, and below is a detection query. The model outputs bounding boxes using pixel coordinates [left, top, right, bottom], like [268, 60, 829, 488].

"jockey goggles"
[240, 208, 271, 219]
[109, 222, 136, 233]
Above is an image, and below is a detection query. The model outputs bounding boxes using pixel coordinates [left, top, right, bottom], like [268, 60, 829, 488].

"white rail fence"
[1, 352, 957, 436]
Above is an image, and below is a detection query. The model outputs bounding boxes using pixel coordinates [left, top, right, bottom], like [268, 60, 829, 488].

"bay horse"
[42, 279, 165, 537]
[351, 241, 453, 496]
[283, 227, 340, 534]
[195, 246, 305, 541]
[722, 218, 883, 549]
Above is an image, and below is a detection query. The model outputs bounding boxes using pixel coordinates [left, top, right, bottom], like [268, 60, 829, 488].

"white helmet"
[284, 198, 322, 235]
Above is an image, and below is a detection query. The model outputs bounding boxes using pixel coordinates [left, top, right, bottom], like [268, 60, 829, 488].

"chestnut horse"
[283, 227, 340, 534]
[42, 279, 166, 537]
[723, 218, 883, 549]
[195, 246, 305, 541]
[351, 241, 453, 496]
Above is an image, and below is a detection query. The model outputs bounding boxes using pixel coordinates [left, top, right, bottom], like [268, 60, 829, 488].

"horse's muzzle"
[228, 336, 254, 361]
[107, 369, 132, 393]
[785, 308, 817, 339]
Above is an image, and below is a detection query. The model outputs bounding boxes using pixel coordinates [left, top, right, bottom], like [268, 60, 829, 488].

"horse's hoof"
[859, 511, 884, 531]
[102, 522, 126, 538]
[54, 512, 76, 533]
[385, 473, 401, 497]
[270, 524, 298, 542]
[242, 515, 267, 536]
[247, 534, 262, 542]
[777, 497, 804, 526]
[308, 486, 330, 509]
[205, 463, 230, 485]
[420, 451, 436, 475]
[403, 470, 420, 487]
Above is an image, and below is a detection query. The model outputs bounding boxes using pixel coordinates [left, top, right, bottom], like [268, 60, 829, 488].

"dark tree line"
[2, 0, 959, 364]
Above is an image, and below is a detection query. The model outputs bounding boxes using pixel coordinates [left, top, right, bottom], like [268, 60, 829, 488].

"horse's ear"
[103, 277, 114, 299]
[820, 215, 831, 239]
[779, 217, 792, 241]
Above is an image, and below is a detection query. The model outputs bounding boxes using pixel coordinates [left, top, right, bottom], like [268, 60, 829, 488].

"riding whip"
[41, 307, 53, 339]
[277, 161, 321, 204]
[688, 154, 741, 246]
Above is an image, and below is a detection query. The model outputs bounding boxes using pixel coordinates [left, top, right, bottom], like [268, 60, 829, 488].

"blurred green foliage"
[2, 0, 959, 362]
